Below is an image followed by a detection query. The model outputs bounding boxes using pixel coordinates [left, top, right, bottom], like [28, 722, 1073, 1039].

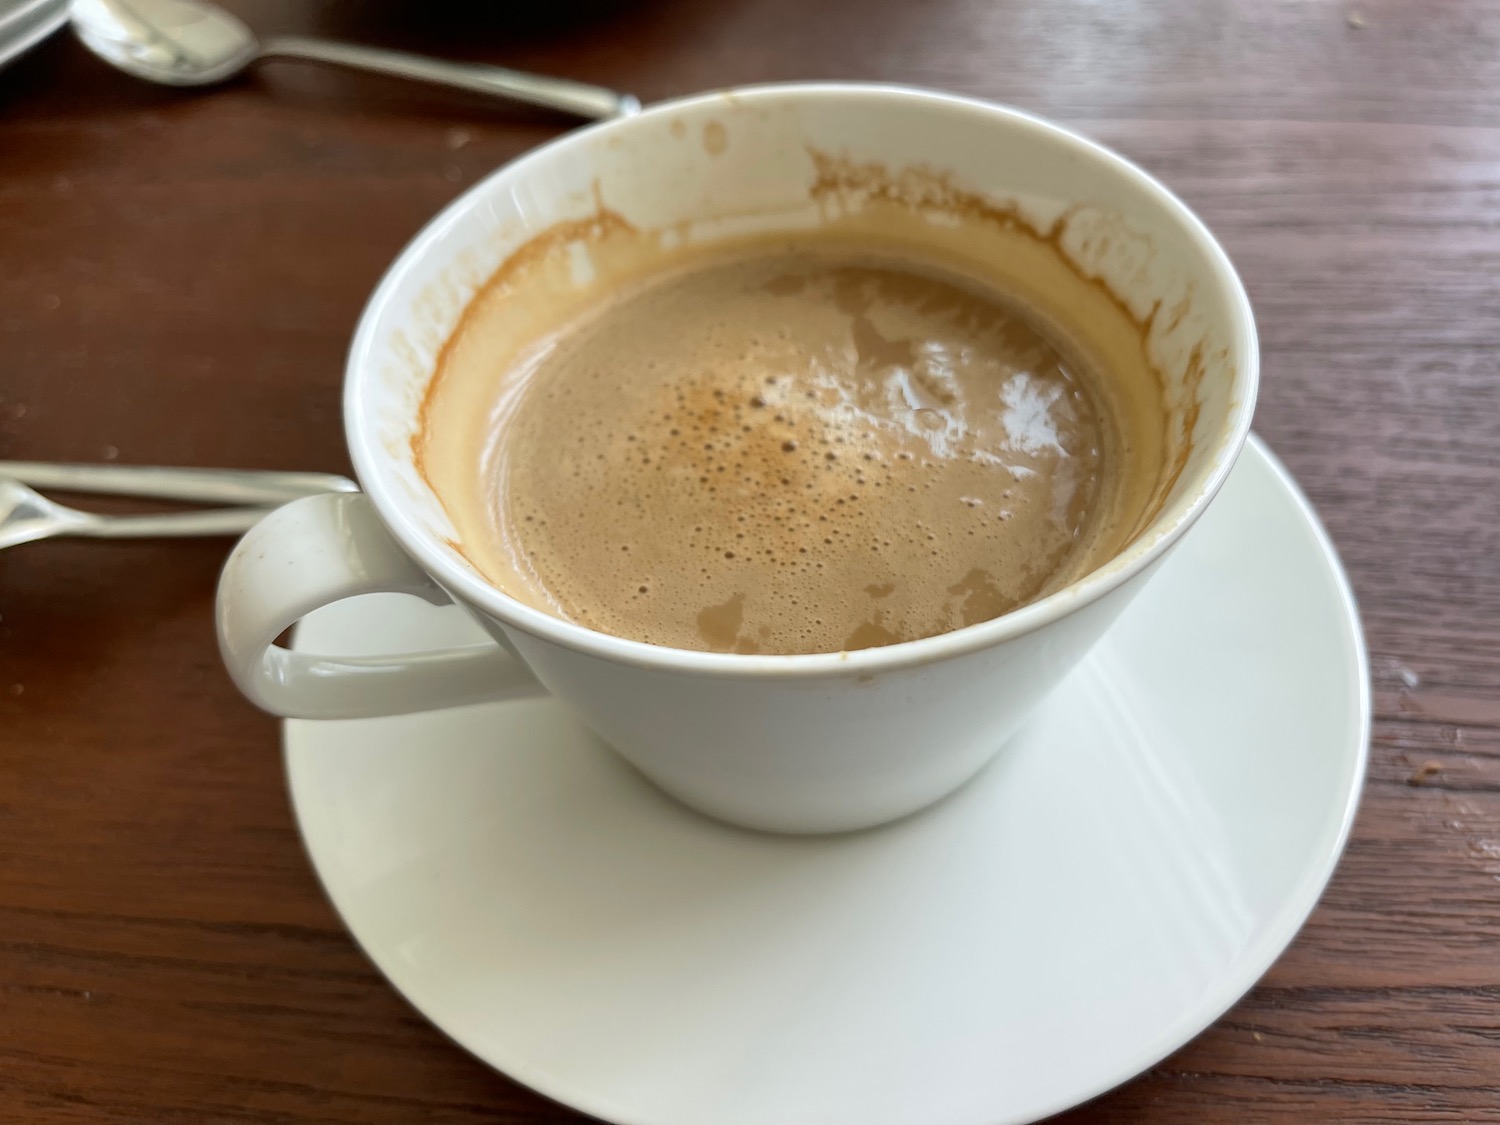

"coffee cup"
[216, 83, 1257, 834]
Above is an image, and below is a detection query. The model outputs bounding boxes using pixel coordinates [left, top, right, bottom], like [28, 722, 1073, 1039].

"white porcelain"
[287, 436, 1369, 1125]
[219, 83, 1259, 833]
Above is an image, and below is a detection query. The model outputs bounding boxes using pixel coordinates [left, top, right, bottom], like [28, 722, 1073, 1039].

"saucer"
[285, 435, 1368, 1125]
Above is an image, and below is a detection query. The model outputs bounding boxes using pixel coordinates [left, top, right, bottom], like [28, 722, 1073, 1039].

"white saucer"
[286, 435, 1368, 1125]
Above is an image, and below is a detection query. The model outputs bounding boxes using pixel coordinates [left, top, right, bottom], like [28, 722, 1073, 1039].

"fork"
[0, 462, 358, 550]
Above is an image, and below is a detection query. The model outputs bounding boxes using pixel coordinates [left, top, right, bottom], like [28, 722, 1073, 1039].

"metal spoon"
[71, 0, 640, 120]
[0, 474, 273, 550]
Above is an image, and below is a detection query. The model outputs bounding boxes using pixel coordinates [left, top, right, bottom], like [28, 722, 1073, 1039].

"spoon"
[71, 0, 640, 120]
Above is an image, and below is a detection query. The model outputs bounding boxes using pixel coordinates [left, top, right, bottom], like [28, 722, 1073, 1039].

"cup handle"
[216, 491, 546, 719]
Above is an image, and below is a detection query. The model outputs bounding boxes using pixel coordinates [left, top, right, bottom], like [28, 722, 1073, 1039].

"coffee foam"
[419, 200, 1167, 654]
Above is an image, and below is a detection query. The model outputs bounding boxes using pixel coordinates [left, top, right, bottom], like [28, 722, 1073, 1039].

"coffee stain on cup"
[412, 139, 1228, 605]
[702, 120, 728, 156]
[412, 204, 638, 478]
[801, 148, 1210, 535]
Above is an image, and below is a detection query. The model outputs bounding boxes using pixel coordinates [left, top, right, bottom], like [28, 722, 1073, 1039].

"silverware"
[71, 0, 640, 120]
[0, 475, 269, 549]
[0, 462, 357, 549]
[0, 460, 357, 506]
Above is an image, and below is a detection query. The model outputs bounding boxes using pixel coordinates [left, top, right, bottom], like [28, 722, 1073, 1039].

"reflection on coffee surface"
[420, 219, 1168, 654]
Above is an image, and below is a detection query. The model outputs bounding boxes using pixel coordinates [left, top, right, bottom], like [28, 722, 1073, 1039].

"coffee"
[420, 224, 1167, 654]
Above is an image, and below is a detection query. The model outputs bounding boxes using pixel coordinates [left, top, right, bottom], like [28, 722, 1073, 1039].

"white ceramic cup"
[217, 84, 1257, 834]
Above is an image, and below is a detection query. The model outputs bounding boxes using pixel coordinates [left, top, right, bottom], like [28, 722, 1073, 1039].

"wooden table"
[3, 1, 1498, 1120]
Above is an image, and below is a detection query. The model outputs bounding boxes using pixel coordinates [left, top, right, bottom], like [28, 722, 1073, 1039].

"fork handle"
[0, 462, 357, 506]
[69, 507, 277, 539]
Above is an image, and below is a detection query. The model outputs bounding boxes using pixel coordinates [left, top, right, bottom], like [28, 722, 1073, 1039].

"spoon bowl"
[73, 0, 252, 85]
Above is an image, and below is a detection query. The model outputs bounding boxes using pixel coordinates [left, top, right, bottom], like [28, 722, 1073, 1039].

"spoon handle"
[258, 36, 639, 121]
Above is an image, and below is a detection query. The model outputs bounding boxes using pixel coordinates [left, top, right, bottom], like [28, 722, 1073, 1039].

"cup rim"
[346, 81, 1258, 679]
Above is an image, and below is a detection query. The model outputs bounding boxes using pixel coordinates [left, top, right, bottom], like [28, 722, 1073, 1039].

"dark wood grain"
[3, 0, 1499, 1121]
